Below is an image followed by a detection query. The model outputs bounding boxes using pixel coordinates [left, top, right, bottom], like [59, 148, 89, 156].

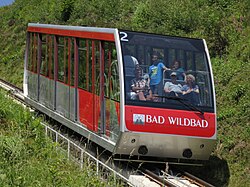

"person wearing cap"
[148, 52, 170, 97]
[164, 72, 183, 97]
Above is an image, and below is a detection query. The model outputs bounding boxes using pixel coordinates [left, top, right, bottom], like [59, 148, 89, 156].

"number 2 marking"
[120, 32, 128, 42]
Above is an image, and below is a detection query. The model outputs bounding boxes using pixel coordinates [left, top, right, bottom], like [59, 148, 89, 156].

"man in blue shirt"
[149, 52, 170, 98]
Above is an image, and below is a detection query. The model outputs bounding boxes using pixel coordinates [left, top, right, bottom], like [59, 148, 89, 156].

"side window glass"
[33, 33, 38, 73]
[104, 42, 119, 101]
[58, 37, 65, 82]
[28, 33, 38, 73]
[40, 35, 48, 76]
[28, 33, 33, 71]
[48, 36, 54, 79]
[94, 40, 100, 95]
[111, 52, 119, 101]
[78, 39, 92, 91]
[57, 37, 72, 84]
[78, 39, 87, 89]
[70, 39, 74, 86]
[88, 40, 93, 91]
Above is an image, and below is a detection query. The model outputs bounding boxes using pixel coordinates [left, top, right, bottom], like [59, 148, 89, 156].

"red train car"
[23, 23, 216, 161]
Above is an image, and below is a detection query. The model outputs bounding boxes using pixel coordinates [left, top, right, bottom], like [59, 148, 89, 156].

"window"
[94, 40, 100, 95]
[57, 37, 73, 84]
[120, 30, 214, 110]
[48, 36, 54, 79]
[40, 35, 48, 76]
[78, 39, 91, 91]
[28, 33, 38, 73]
[57, 37, 65, 82]
[104, 42, 119, 101]
[40, 35, 54, 79]
[70, 39, 75, 86]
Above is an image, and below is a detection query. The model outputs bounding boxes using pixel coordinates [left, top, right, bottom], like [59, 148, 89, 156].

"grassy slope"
[0, 5, 25, 88]
[212, 30, 250, 186]
[0, 0, 249, 186]
[0, 89, 109, 186]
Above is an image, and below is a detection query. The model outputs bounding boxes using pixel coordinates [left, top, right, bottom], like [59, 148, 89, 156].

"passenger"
[130, 67, 151, 101]
[171, 60, 185, 80]
[182, 74, 200, 104]
[124, 55, 139, 68]
[148, 52, 170, 96]
[164, 72, 183, 97]
[123, 47, 139, 77]
[124, 55, 139, 79]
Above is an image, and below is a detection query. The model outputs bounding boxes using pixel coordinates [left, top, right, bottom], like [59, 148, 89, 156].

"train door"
[102, 42, 120, 142]
[27, 32, 38, 101]
[92, 41, 101, 132]
[98, 41, 120, 140]
[78, 40, 100, 131]
[56, 37, 76, 120]
[69, 38, 76, 121]
[39, 34, 55, 109]
[78, 39, 120, 139]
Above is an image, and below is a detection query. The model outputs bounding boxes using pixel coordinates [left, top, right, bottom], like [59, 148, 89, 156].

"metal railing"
[42, 122, 131, 186]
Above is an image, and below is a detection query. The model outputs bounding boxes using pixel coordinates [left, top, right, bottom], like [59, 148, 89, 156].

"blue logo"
[133, 114, 145, 125]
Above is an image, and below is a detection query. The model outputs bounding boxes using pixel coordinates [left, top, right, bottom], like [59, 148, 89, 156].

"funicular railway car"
[23, 23, 217, 161]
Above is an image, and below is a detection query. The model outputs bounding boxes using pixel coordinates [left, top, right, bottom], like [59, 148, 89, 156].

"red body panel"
[78, 89, 100, 131]
[125, 105, 216, 138]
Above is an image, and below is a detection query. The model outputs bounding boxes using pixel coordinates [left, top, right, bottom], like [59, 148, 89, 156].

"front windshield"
[119, 30, 214, 111]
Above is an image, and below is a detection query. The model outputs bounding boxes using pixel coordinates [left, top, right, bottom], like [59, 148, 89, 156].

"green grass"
[0, 89, 117, 186]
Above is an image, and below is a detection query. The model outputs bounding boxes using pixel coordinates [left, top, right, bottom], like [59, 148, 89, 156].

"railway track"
[0, 78, 215, 187]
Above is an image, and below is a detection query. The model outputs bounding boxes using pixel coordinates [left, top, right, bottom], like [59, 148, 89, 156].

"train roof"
[28, 23, 117, 33]
[27, 23, 205, 41]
